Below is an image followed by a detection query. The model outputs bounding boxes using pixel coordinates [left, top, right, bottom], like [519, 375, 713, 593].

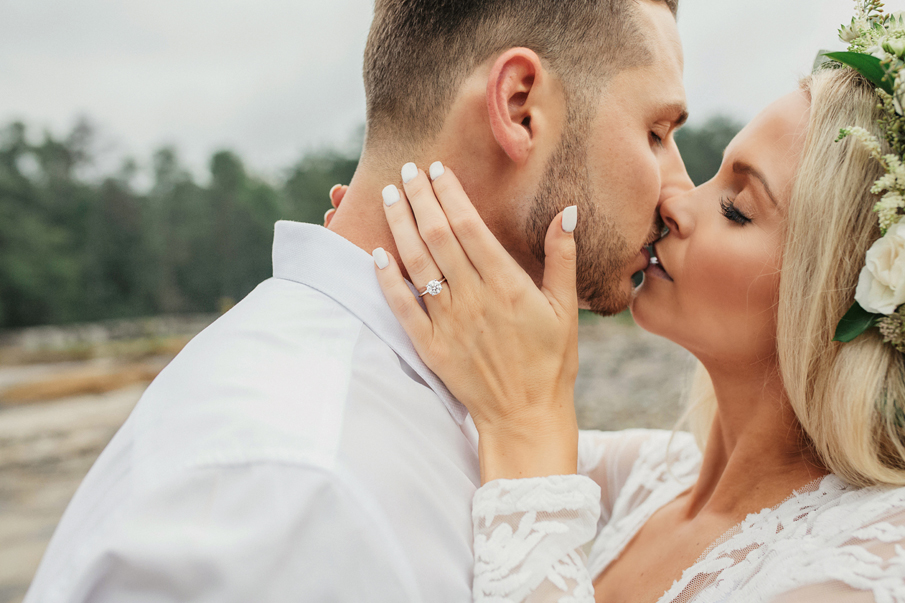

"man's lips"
[643, 232, 662, 248]
[646, 242, 673, 281]
[633, 246, 652, 274]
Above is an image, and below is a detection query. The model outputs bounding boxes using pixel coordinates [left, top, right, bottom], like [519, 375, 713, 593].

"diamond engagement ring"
[418, 277, 447, 297]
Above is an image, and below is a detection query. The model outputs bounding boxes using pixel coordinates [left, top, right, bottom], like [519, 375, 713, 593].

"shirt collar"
[272, 220, 468, 425]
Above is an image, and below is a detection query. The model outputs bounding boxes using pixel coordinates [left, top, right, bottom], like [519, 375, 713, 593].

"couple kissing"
[26, 1, 905, 602]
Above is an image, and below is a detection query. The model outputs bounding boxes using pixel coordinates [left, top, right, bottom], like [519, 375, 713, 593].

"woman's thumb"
[541, 205, 578, 315]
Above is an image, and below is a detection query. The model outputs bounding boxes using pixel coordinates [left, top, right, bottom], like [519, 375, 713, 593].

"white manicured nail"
[383, 184, 400, 206]
[401, 162, 418, 184]
[562, 206, 578, 233]
[429, 161, 445, 181]
[373, 247, 389, 269]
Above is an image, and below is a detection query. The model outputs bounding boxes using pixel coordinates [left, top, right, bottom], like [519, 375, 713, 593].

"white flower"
[889, 12, 905, 31]
[872, 156, 905, 196]
[875, 192, 905, 233]
[856, 218, 905, 314]
[845, 126, 884, 158]
[888, 155, 905, 189]
[892, 72, 905, 116]
[883, 37, 905, 58]
[868, 44, 887, 59]
[840, 21, 861, 43]
[872, 173, 897, 195]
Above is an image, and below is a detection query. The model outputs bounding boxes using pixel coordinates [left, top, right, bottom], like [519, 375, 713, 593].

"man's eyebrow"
[733, 161, 778, 207]
[660, 102, 689, 128]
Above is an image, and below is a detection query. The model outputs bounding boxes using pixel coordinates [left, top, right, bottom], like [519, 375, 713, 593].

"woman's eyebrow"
[733, 161, 778, 207]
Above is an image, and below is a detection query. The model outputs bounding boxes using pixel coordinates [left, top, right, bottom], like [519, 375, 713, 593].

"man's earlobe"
[486, 48, 543, 164]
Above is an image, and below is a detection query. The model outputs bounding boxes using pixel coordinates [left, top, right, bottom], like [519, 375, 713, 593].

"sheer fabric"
[473, 475, 601, 602]
[472, 429, 905, 602]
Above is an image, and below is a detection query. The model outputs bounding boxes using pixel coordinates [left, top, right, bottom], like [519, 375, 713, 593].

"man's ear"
[486, 48, 547, 164]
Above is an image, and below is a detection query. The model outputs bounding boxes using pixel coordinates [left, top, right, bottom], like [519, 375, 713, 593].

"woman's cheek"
[686, 244, 780, 353]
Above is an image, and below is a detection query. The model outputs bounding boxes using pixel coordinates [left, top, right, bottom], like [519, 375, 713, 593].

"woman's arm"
[373, 163, 601, 602]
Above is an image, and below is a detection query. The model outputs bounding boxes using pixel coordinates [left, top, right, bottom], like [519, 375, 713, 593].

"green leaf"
[824, 51, 895, 95]
[833, 301, 881, 342]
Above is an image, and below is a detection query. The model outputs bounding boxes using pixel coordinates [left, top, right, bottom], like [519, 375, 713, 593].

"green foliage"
[833, 301, 880, 342]
[283, 151, 358, 225]
[674, 116, 743, 186]
[0, 120, 360, 329]
[824, 51, 895, 94]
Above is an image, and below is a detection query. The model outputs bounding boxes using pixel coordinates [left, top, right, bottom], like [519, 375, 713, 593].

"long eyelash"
[720, 197, 752, 225]
[650, 131, 664, 147]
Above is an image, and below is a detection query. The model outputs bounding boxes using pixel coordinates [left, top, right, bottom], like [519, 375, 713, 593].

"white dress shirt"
[25, 221, 481, 603]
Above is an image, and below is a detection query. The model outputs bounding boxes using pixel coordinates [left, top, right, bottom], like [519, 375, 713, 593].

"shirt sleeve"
[30, 463, 420, 603]
[472, 475, 602, 602]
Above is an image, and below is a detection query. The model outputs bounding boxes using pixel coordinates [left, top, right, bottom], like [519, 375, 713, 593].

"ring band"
[418, 277, 447, 297]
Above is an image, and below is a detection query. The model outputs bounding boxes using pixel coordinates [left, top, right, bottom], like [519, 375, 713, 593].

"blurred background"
[0, 0, 861, 600]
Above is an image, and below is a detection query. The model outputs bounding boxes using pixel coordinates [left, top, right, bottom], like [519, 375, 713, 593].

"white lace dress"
[472, 429, 905, 602]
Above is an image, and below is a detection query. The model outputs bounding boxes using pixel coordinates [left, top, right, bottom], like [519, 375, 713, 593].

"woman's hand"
[373, 162, 580, 484]
[323, 184, 348, 227]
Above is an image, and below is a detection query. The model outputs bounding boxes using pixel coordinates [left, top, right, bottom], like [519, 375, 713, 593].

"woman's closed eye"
[720, 197, 752, 225]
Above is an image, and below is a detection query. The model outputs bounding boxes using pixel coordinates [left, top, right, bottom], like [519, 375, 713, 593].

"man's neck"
[326, 157, 407, 270]
[326, 139, 542, 288]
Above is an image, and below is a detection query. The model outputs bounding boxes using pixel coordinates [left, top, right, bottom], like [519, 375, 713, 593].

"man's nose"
[658, 187, 691, 239]
[659, 137, 694, 203]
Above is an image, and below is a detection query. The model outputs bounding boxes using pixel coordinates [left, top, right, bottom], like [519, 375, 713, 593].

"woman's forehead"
[723, 91, 810, 202]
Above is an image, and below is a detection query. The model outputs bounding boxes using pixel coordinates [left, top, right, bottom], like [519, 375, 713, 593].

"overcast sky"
[0, 0, 861, 179]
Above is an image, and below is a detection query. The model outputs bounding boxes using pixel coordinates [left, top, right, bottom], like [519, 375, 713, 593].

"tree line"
[0, 117, 738, 329]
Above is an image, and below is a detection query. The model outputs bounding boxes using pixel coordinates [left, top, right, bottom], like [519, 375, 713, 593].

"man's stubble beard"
[527, 119, 638, 317]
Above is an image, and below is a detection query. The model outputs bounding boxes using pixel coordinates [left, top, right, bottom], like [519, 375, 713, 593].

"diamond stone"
[425, 279, 443, 296]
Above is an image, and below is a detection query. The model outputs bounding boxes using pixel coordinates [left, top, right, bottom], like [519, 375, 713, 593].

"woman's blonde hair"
[683, 67, 905, 488]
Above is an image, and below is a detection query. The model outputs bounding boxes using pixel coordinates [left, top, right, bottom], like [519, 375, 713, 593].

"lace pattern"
[671, 476, 905, 602]
[587, 431, 905, 603]
[472, 475, 601, 602]
[585, 431, 701, 581]
[474, 430, 905, 602]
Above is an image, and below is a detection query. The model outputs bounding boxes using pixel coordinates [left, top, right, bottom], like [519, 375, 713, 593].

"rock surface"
[575, 317, 695, 433]
[0, 385, 146, 603]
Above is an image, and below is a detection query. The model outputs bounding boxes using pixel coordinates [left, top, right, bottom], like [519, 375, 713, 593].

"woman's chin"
[631, 283, 698, 358]
[630, 280, 668, 337]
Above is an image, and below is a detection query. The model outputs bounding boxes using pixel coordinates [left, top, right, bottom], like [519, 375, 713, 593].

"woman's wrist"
[477, 420, 579, 485]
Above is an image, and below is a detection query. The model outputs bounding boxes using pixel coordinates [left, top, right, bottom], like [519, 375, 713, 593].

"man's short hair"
[363, 0, 679, 149]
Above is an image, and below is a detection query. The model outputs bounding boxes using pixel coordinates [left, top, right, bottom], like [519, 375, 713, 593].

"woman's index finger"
[429, 163, 515, 274]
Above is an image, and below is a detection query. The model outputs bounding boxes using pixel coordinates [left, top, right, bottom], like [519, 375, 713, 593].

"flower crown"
[829, 1, 905, 351]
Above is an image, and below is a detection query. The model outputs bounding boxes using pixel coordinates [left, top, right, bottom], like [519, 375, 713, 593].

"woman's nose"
[659, 186, 695, 239]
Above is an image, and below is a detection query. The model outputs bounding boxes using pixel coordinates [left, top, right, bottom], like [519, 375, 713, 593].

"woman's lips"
[646, 243, 673, 282]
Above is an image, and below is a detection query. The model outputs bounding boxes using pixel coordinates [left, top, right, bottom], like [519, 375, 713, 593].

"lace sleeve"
[472, 475, 601, 602]
[578, 429, 694, 526]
